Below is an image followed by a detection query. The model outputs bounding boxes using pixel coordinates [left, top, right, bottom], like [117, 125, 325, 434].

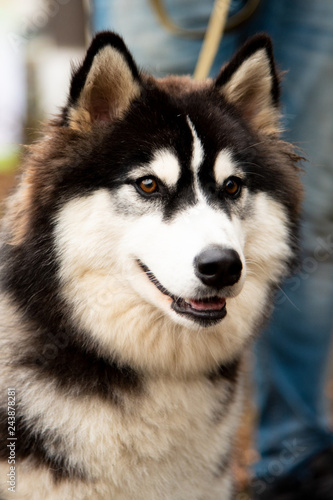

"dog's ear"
[215, 34, 280, 135]
[64, 32, 141, 131]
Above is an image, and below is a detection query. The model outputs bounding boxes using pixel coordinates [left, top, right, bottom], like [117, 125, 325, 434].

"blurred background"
[0, 0, 89, 200]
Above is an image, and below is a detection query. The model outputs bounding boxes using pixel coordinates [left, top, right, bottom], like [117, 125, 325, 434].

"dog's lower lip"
[172, 297, 227, 322]
[137, 259, 227, 323]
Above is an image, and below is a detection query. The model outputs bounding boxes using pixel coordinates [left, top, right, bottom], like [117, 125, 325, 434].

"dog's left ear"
[64, 31, 141, 131]
[215, 34, 280, 135]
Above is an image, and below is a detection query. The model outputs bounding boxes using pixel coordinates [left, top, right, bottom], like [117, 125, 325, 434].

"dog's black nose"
[194, 246, 242, 289]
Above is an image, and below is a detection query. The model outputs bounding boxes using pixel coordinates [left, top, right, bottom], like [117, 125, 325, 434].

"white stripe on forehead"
[187, 118, 239, 187]
[187, 117, 204, 173]
[187, 117, 206, 202]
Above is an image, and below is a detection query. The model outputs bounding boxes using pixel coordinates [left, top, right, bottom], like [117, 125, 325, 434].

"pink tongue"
[189, 298, 226, 311]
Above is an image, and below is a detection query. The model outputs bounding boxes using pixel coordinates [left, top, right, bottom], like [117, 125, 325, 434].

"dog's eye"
[224, 177, 242, 198]
[137, 177, 159, 195]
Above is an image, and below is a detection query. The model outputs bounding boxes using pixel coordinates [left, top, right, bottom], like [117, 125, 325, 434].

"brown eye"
[224, 177, 242, 198]
[138, 177, 158, 194]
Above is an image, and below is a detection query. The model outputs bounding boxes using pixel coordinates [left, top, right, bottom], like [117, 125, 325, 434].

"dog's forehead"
[123, 102, 245, 189]
[127, 149, 182, 187]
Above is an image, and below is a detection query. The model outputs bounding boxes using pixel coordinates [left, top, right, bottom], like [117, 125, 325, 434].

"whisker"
[238, 141, 268, 152]
[275, 284, 300, 311]
[245, 258, 300, 311]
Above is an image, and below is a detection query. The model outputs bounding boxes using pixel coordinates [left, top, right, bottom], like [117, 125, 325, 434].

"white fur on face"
[54, 188, 245, 324]
[123, 201, 246, 301]
[54, 172, 291, 375]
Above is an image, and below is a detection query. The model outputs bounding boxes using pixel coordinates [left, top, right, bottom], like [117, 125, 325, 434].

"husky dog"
[0, 32, 302, 499]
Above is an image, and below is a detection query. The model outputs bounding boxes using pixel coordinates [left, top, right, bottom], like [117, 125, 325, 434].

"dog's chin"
[136, 260, 227, 328]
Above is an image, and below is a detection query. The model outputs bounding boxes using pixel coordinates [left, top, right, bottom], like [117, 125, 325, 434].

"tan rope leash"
[193, 0, 231, 80]
[149, 0, 261, 80]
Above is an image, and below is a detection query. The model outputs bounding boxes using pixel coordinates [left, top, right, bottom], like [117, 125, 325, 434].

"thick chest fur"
[0, 363, 242, 500]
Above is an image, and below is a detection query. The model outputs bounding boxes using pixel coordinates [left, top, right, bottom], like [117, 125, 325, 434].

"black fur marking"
[211, 385, 238, 426]
[215, 33, 280, 105]
[208, 359, 240, 425]
[18, 336, 142, 403]
[208, 358, 240, 384]
[59, 86, 198, 220]
[214, 447, 233, 478]
[0, 409, 86, 482]
[69, 31, 140, 105]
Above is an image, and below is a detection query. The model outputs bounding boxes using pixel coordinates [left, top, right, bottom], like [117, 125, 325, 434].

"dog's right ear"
[63, 32, 141, 131]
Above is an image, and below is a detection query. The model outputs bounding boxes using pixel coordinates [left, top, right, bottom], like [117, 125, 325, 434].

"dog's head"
[3, 32, 303, 374]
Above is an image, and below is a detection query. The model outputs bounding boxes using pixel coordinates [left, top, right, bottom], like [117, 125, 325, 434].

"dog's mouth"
[137, 261, 227, 326]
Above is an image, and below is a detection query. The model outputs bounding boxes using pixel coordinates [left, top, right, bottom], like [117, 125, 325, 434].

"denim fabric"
[93, 0, 333, 480]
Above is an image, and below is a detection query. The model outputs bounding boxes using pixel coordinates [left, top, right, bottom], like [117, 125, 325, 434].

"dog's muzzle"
[137, 251, 240, 326]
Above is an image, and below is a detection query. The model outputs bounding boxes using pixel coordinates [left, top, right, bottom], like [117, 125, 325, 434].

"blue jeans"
[93, 0, 333, 480]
